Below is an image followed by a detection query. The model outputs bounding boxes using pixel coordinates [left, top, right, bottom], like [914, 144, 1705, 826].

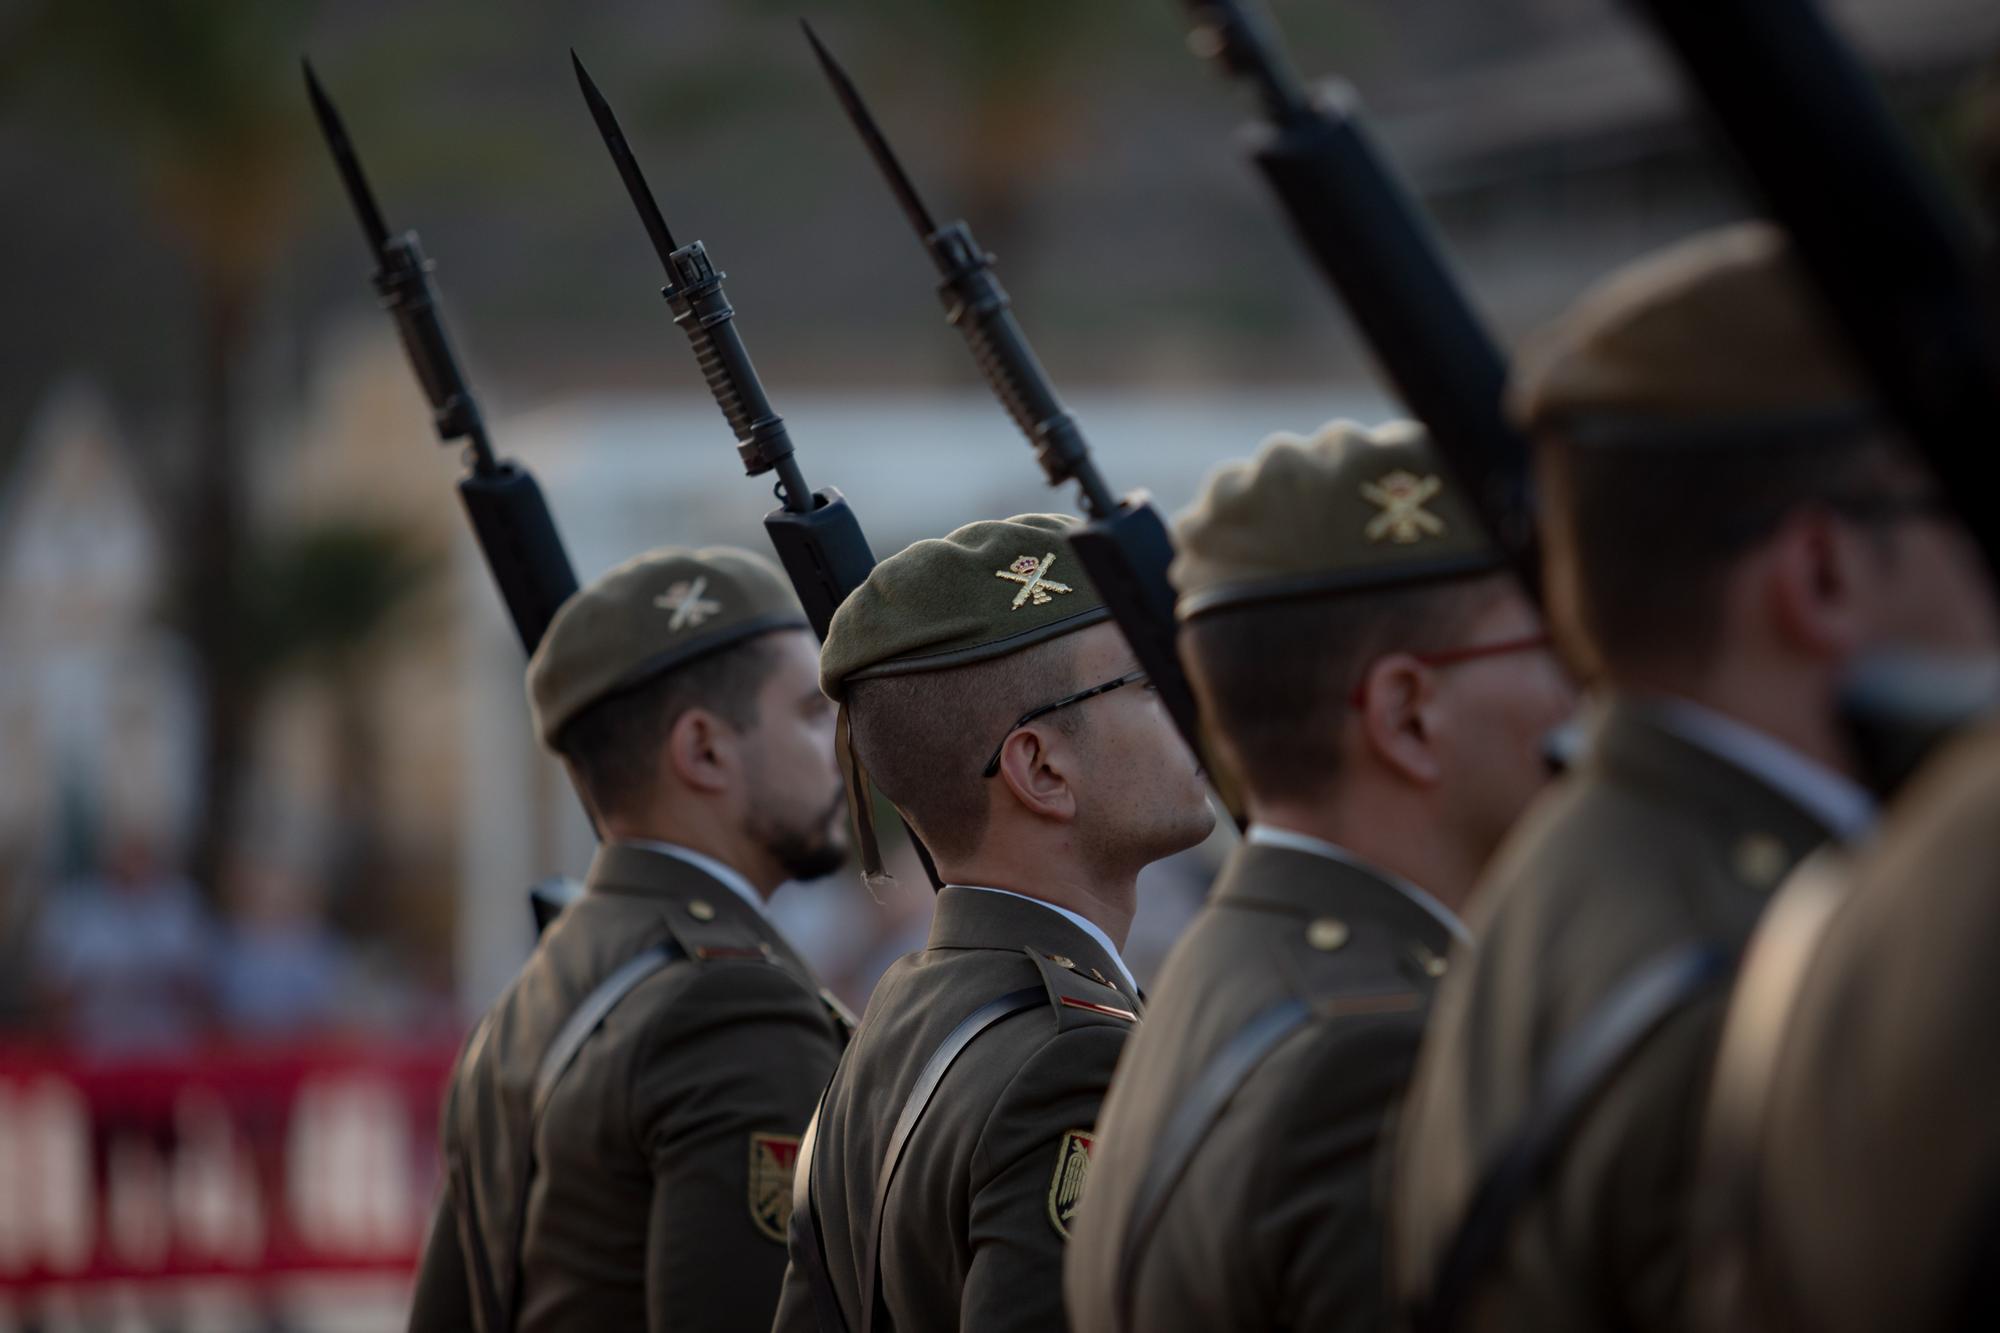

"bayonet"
[303, 60, 577, 656]
[804, 23, 1239, 821]
[570, 51, 874, 639]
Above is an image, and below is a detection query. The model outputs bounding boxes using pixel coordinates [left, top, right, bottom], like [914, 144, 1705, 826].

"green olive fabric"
[527, 545, 808, 748]
[1169, 418, 1502, 618]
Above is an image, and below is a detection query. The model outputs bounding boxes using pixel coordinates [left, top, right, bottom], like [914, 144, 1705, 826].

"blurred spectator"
[33, 833, 214, 1052]
[215, 853, 351, 1039]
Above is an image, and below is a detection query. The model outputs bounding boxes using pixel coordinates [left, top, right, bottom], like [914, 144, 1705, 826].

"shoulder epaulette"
[653, 894, 780, 964]
[1026, 948, 1139, 1030]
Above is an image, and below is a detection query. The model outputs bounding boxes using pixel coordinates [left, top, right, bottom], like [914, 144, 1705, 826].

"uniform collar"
[926, 884, 1139, 1003]
[1639, 696, 1876, 842]
[945, 885, 1139, 993]
[1243, 824, 1472, 948]
[1215, 834, 1462, 964]
[613, 838, 768, 917]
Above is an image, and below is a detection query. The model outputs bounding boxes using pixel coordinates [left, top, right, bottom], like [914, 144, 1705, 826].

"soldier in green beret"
[408, 546, 853, 1333]
[1062, 418, 1572, 1333]
[771, 513, 1216, 1333]
[1387, 222, 1997, 1333]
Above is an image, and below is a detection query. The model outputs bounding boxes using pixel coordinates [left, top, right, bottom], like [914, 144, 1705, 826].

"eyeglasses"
[982, 669, 1150, 778]
[1347, 632, 1554, 710]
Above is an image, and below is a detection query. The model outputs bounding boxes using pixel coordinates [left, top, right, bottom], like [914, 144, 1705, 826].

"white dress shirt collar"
[948, 885, 1140, 994]
[1642, 697, 1876, 842]
[1244, 824, 1473, 948]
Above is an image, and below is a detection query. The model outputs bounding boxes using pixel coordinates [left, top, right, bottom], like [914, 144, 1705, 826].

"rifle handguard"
[457, 462, 581, 655]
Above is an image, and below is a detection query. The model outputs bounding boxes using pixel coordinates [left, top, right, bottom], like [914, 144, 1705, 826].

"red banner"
[0, 1041, 457, 1289]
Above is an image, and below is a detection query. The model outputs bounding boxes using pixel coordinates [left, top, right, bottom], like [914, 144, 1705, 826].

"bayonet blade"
[799, 21, 939, 240]
[571, 50, 680, 270]
[302, 58, 393, 255]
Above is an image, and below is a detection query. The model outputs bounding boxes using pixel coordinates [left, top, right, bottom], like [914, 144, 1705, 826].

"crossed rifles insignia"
[655, 576, 722, 630]
[995, 552, 1073, 610]
[1361, 470, 1447, 545]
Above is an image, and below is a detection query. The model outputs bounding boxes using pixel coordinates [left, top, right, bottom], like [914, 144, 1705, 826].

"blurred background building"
[1, 0, 1994, 1326]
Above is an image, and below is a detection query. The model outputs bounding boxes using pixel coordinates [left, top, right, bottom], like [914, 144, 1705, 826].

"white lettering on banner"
[0, 1079, 95, 1276]
[288, 1076, 416, 1256]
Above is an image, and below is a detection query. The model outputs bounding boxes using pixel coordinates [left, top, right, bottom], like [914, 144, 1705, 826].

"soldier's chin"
[775, 829, 850, 884]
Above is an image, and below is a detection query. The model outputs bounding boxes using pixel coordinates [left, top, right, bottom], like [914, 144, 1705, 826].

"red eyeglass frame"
[1346, 632, 1554, 710]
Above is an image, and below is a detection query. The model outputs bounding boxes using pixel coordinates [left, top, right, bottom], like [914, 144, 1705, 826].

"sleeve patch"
[1047, 1128, 1095, 1239]
[748, 1132, 802, 1242]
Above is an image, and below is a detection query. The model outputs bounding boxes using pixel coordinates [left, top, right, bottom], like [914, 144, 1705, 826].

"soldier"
[770, 513, 1216, 1333]
[407, 546, 852, 1333]
[1062, 419, 1572, 1333]
[1386, 221, 1998, 1333]
[1695, 718, 2000, 1333]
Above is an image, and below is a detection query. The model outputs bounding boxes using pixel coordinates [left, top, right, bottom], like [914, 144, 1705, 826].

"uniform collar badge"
[995, 552, 1074, 610]
[1362, 470, 1447, 544]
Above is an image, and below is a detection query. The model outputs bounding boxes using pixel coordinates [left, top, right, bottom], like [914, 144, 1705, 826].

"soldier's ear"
[664, 706, 737, 796]
[1763, 506, 1868, 662]
[1354, 654, 1444, 788]
[992, 726, 1078, 823]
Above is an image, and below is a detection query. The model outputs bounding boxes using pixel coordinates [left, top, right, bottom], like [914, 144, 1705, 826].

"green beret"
[527, 545, 808, 748]
[1511, 221, 1875, 444]
[820, 514, 1109, 701]
[1171, 419, 1503, 619]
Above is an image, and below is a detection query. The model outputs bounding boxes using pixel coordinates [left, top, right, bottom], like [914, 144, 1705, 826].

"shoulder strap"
[857, 985, 1047, 1333]
[532, 941, 681, 1121]
[1417, 943, 1733, 1333]
[788, 1089, 851, 1333]
[455, 939, 685, 1333]
[1111, 987, 1422, 1333]
[1114, 996, 1314, 1333]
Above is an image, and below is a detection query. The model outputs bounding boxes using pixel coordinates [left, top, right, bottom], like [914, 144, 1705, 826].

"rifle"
[308, 64, 592, 934]
[1621, 0, 2000, 579]
[569, 52, 874, 641]
[1620, 0, 2000, 793]
[571, 55, 958, 889]
[1176, 0, 1537, 593]
[304, 61, 578, 654]
[802, 23, 1242, 823]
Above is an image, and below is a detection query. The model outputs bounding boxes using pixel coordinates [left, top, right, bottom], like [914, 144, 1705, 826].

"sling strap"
[1114, 997, 1313, 1333]
[452, 939, 683, 1333]
[1111, 988, 1424, 1333]
[787, 1086, 851, 1333]
[857, 985, 1047, 1333]
[1417, 943, 1732, 1333]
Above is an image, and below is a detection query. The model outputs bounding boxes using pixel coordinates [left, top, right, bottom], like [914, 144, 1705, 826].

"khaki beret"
[819, 514, 1108, 701]
[1171, 419, 1503, 619]
[527, 545, 808, 748]
[1511, 221, 1875, 441]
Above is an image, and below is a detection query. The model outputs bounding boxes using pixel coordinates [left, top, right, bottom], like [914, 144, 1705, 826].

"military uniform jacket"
[406, 842, 846, 1333]
[1388, 697, 1836, 1333]
[1065, 836, 1456, 1333]
[771, 884, 1142, 1333]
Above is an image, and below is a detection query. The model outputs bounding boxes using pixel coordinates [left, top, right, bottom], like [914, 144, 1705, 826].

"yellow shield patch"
[1047, 1128, 1095, 1239]
[748, 1132, 802, 1243]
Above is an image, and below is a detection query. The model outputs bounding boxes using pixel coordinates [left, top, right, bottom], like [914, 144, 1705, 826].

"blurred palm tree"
[9, 1, 319, 897]
[243, 520, 439, 927]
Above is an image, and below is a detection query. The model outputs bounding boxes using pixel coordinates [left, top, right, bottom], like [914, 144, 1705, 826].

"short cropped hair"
[556, 632, 784, 820]
[1538, 430, 1903, 676]
[846, 634, 1082, 862]
[1181, 579, 1492, 805]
